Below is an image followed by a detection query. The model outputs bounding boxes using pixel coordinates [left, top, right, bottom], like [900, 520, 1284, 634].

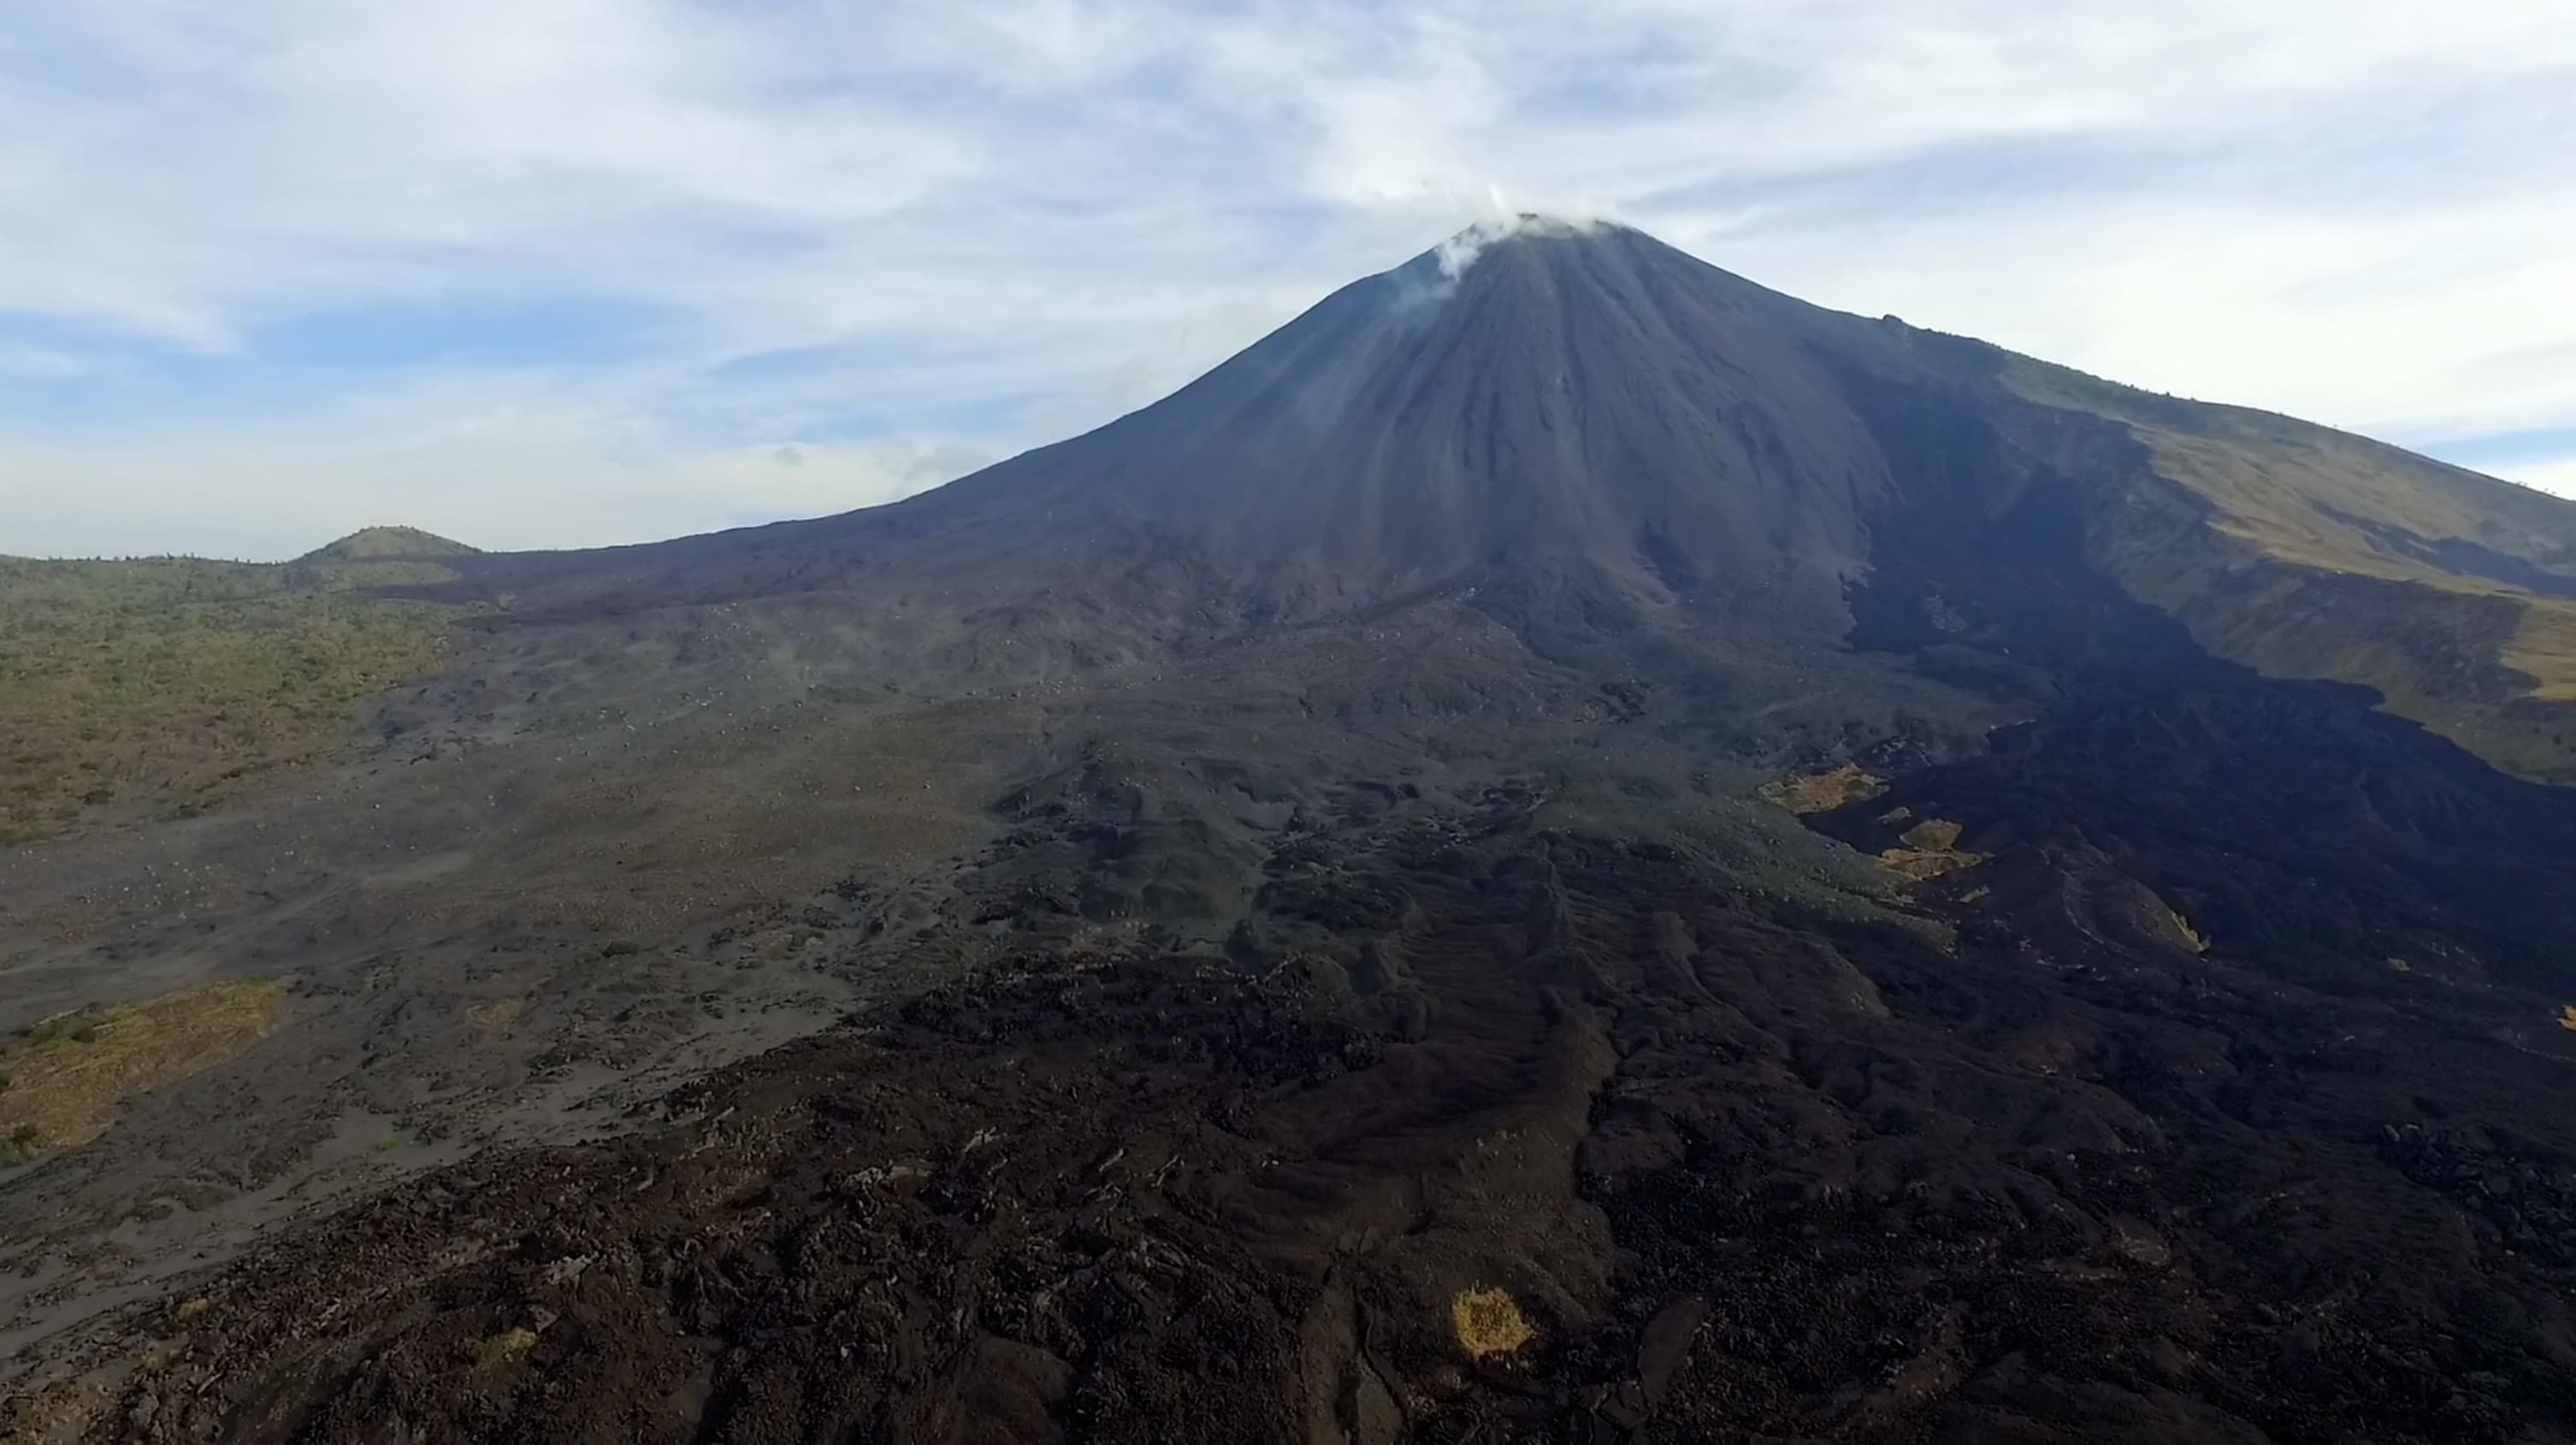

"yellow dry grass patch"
[471, 1327, 540, 1371]
[2172, 913, 2211, 955]
[2135, 429, 2505, 587]
[2030, 381, 2576, 604]
[0, 978, 285, 1157]
[1450, 1287, 1537, 1360]
[1878, 817, 1984, 882]
[2136, 891, 2210, 954]
[1764, 764, 1888, 816]
[2506, 603, 2576, 704]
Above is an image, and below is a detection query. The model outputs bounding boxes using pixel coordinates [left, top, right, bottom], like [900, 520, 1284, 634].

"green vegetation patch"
[0, 977, 287, 1159]
[0, 551, 460, 844]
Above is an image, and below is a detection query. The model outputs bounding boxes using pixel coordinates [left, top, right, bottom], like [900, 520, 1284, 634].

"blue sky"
[3, 0, 2573, 558]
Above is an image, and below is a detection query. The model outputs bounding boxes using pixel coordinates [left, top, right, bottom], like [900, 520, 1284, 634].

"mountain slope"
[441, 220, 2576, 777]
[16, 222, 2576, 1445]
[1999, 363, 2576, 774]
[907, 220, 1917, 622]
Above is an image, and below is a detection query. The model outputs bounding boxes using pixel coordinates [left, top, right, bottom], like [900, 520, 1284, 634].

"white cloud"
[2513, 457, 2576, 501]
[0, 380, 997, 560]
[1679, 191, 2576, 445]
[0, 342, 97, 381]
[2, 0, 2573, 555]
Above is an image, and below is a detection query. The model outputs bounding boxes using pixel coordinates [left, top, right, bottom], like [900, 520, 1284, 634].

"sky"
[3, 0, 2573, 559]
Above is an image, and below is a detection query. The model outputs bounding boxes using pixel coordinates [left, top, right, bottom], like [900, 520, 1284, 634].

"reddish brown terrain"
[9, 222, 2576, 1443]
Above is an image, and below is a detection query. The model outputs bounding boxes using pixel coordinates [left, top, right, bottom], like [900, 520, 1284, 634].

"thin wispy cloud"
[3, 0, 2572, 557]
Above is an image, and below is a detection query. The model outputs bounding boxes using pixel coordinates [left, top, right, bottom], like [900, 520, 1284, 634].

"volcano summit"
[10, 223, 2576, 1445]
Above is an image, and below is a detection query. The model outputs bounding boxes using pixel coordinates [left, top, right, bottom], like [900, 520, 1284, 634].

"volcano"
[15, 222, 2576, 1445]
[487, 218, 2576, 779]
[908, 217, 1904, 616]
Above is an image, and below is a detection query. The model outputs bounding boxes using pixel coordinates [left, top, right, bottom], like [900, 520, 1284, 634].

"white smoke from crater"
[1385, 189, 1621, 310]
[1421, 194, 1617, 301]
[1433, 211, 1608, 283]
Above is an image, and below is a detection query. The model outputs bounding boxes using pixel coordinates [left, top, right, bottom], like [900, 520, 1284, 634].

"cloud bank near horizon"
[3, 0, 2573, 558]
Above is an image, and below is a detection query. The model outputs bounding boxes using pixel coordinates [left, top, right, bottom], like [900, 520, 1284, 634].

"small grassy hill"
[283, 526, 481, 591]
[296, 526, 476, 563]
